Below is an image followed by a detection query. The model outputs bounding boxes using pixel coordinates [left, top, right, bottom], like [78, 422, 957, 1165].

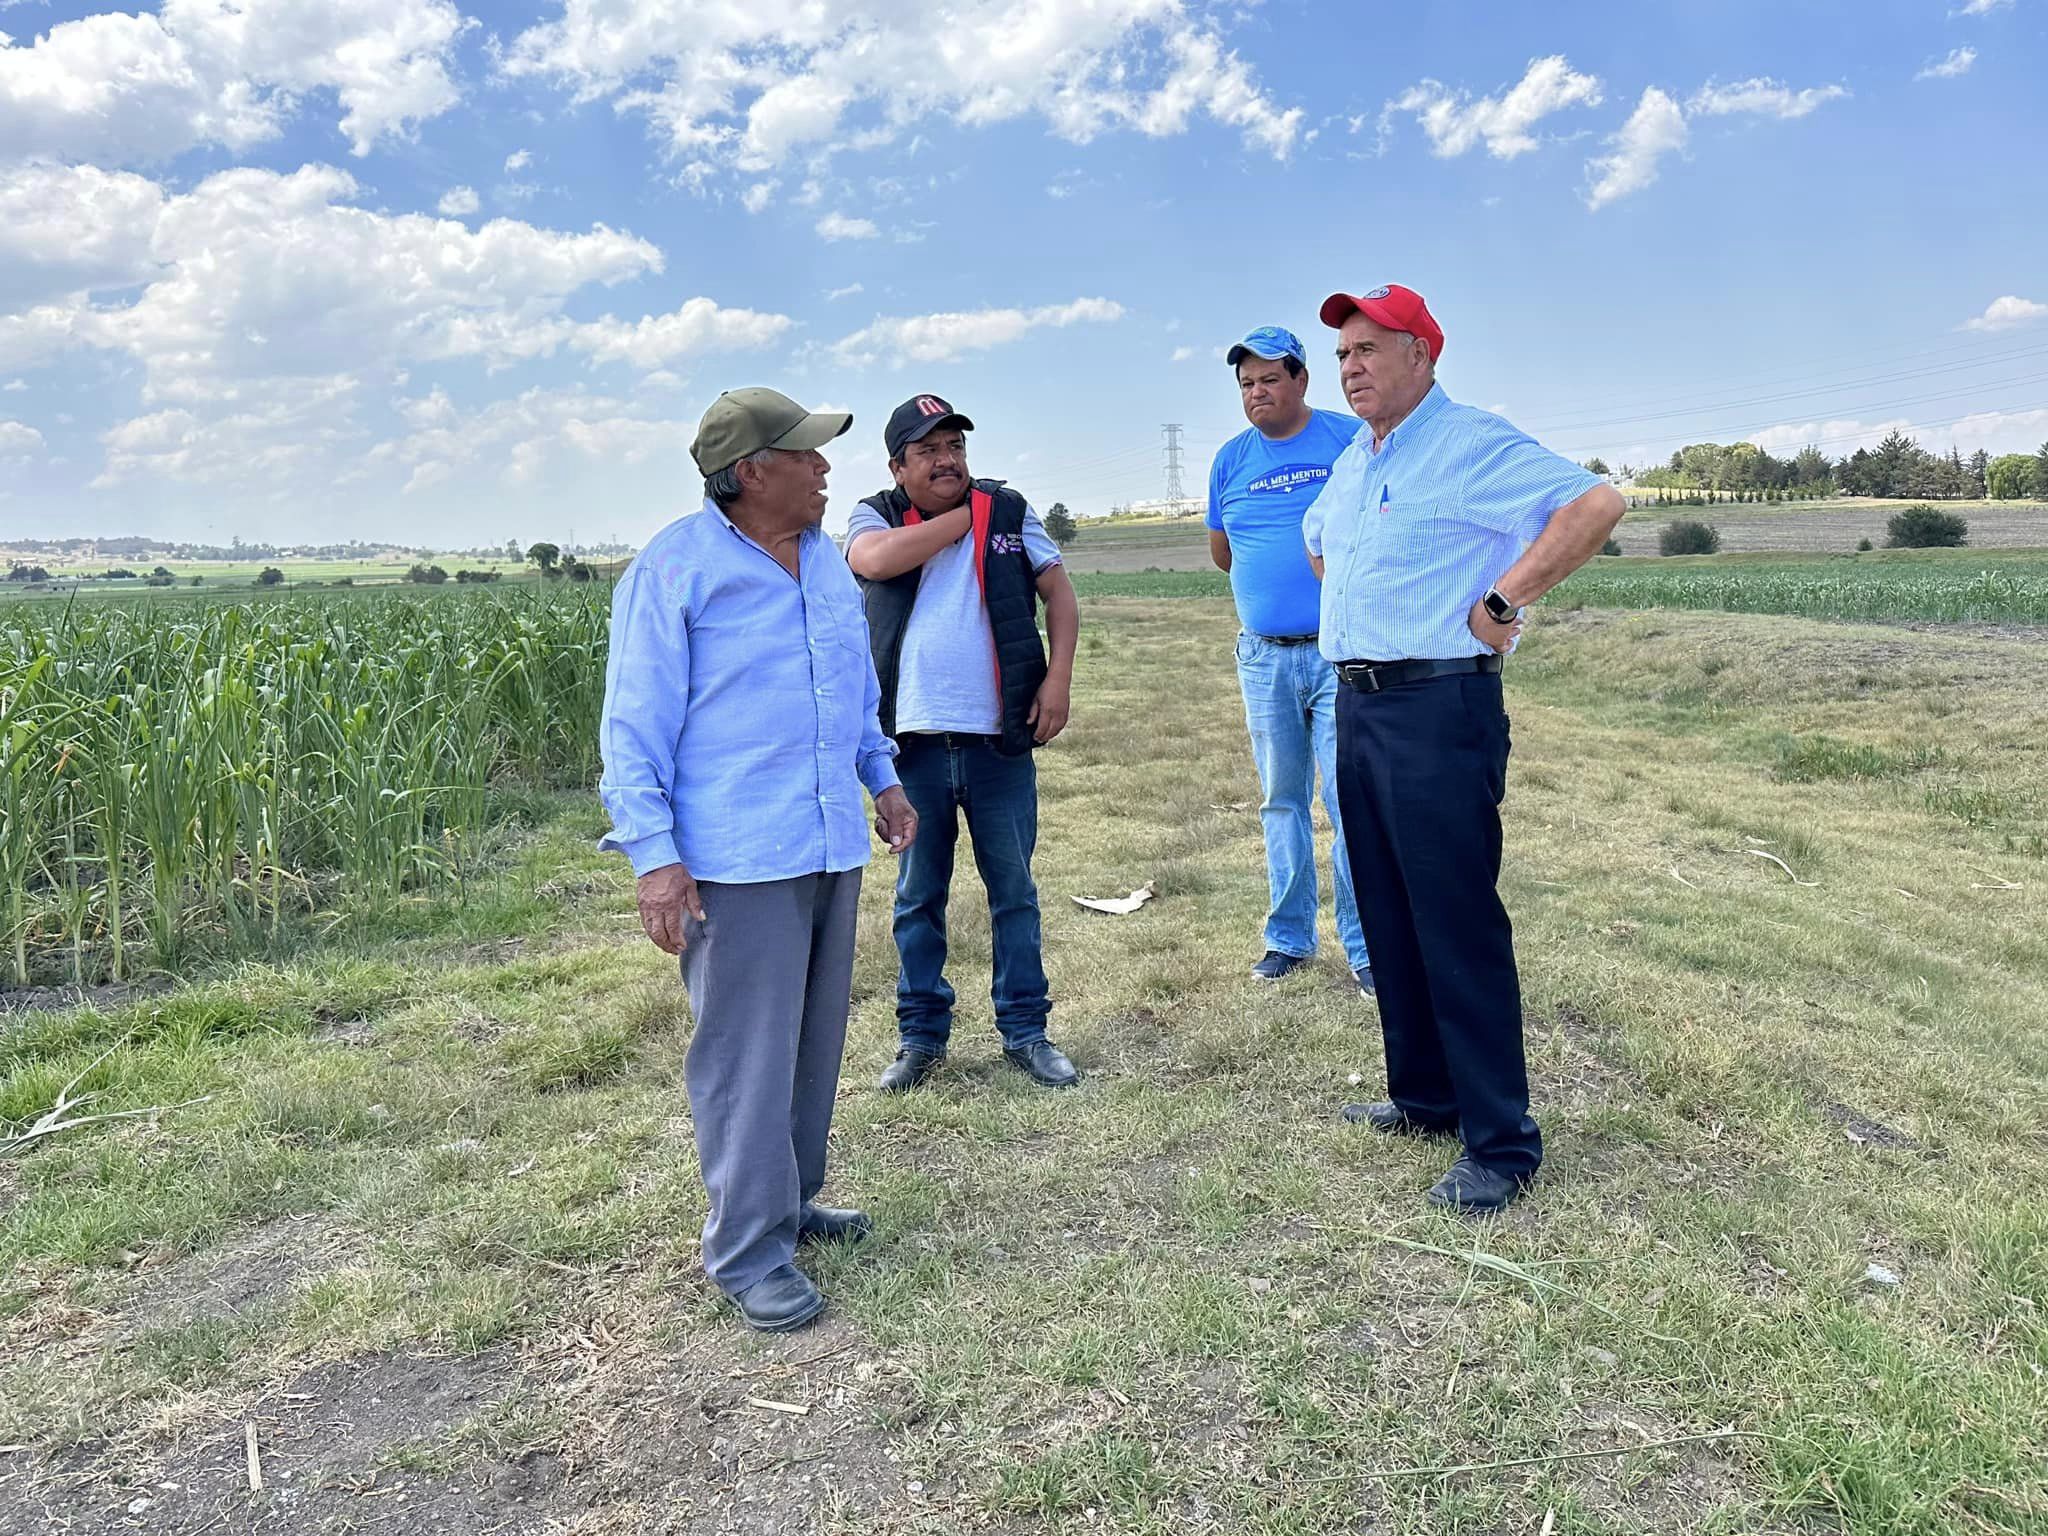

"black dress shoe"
[732, 1264, 826, 1332]
[1341, 1101, 1457, 1137]
[878, 1048, 944, 1093]
[1004, 1040, 1080, 1088]
[798, 1204, 873, 1245]
[1427, 1155, 1531, 1215]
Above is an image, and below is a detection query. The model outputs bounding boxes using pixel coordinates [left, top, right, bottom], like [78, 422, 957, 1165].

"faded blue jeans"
[1234, 631, 1369, 972]
[892, 732, 1051, 1054]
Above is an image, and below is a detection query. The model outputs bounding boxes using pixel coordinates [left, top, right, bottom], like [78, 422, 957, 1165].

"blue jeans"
[893, 733, 1051, 1054]
[1234, 632, 1369, 971]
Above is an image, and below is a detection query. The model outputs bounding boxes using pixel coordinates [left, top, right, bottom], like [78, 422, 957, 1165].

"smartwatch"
[1482, 586, 1521, 625]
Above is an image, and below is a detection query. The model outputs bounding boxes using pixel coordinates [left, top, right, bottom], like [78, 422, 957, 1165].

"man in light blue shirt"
[1305, 285, 1623, 1215]
[1207, 325, 1372, 995]
[600, 387, 918, 1332]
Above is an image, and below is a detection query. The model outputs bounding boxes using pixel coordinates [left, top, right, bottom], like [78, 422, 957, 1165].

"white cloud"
[437, 184, 480, 216]
[0, 0, 465, 164]
[2, 379, 24, 392]
[1687, 77, 1848, 120]
[502, 1, 1301, 181]
[0, 418, 42, 460]
[370, 385, 689, 495]
[740, 180, 776, 213]
[831, 296, 1124, 366]
[1170, 345, 1195, 362]
[1382, 55, 1603, 159]
[1916, 47, 1978, 80]
[824, 282, 864, 300]
[0, 162, 164, 307]
[0, 163, 787, 491]
[816, 211, 878, 241]
[567, 297, 792, 369]
[1955, 0, 2012, 13]
[1584, 88, 1688, 209]
[504, 148, 533, 172]
[1749, 408, 2048, 460]
[1960, 295, 2048, 332]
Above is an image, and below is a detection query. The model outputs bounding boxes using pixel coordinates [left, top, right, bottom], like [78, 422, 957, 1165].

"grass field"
[1073, 547, 2048, 626]
[1058, 503, 2048, 574]
[2, 594, 2044, 1534]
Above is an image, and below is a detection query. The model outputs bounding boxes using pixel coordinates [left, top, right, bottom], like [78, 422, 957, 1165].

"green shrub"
[1658, 520, 1721, 557]
[1885, 505, 1968, 548]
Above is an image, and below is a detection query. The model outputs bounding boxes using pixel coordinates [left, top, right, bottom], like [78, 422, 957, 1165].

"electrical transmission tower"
[1161, 423, 1186, 508]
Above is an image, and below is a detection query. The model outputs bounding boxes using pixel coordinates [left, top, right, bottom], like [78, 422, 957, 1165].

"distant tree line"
[1611, 433, 2048, 501]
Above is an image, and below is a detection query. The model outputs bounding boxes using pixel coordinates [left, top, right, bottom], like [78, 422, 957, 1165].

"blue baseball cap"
[1226, 326, 1306, 368]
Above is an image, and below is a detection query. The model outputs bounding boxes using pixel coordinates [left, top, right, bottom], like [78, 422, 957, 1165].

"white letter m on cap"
[916, 397, 946, 416]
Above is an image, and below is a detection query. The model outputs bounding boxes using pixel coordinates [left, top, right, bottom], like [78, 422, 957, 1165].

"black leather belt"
[1335, 654, 1503, 692]
[1250, 631, 1319, 647]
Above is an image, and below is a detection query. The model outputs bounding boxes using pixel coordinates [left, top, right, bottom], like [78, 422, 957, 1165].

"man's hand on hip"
[636, 862, 705, 955]
[1028, 676, 1072, 743]
[1467, 598, 1524, 656]
[874, 785, 918, 854]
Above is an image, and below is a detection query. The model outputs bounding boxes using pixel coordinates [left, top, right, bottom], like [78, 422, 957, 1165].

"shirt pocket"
[811, 585, 874, 661]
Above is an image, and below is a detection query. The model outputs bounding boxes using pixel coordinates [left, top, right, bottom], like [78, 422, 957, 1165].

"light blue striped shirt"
[598, 500, 900, 884]
[1304, 384, 1601, 663]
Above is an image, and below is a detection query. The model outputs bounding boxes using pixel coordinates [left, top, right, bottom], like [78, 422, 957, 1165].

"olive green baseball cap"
[690, 387, 853, 476]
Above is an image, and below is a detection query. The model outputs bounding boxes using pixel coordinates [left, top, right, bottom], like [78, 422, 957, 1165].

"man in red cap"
[1305, 283, 1623, 1214]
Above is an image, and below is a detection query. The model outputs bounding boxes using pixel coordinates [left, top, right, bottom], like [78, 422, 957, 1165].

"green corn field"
[0, 587, 609, 988]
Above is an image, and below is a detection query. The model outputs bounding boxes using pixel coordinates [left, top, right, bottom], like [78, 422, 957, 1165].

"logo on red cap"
[1364, 286, 1391, 299]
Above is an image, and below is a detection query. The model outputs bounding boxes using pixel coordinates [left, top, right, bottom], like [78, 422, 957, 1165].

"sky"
[1, 0, 2044, 550]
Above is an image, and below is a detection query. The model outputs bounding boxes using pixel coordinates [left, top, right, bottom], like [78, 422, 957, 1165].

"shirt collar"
[1371, 381, 1449, 454]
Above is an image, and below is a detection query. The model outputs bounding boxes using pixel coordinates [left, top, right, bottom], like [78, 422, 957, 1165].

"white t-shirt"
[844, 497, 1062, 734]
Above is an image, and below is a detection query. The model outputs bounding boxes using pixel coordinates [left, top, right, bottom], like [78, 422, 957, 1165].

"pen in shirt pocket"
[1379, 485, 1390, 514]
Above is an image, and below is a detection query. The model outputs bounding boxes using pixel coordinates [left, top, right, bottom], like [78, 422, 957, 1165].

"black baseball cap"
[884, 393, 976, 460]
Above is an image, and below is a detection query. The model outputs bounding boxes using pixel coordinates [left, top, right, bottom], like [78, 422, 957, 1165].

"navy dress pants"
[1333, 669, 1542, 1178]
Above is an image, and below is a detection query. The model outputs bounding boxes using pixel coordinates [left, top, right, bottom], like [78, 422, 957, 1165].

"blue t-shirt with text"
[1207, 409, 1359, 637]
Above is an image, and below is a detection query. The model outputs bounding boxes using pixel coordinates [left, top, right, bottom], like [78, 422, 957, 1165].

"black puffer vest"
[855, 478, 1048, 757]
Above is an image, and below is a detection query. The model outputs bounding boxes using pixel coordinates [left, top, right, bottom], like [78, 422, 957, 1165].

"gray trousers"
[678, 869, 862, 1295]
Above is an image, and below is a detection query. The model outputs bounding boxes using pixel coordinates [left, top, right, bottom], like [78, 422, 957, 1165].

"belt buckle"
[1343, 662, 1383, 693]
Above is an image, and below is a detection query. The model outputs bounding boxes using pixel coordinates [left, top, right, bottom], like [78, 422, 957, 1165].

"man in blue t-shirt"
[1207, 326, 1372, 996]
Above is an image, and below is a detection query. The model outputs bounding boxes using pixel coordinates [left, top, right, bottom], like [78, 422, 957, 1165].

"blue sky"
[1, 0, 2043, 549]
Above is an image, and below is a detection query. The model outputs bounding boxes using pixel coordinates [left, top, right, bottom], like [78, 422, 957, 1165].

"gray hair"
[1387, 330, 1434, 371]
[705, 446, 784, 509]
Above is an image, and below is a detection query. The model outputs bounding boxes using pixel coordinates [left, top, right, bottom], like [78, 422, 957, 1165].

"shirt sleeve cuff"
[600, 829, 683, 877]
[859, 750, 901, 798]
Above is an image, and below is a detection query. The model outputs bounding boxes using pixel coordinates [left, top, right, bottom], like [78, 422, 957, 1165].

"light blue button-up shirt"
[598, 500, 900, 884]
[1304, 384, 1601, 663]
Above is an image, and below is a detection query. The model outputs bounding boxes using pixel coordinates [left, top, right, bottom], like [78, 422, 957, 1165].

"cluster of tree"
[524, 543, 597, 581]
[1044, 503, 1077, 547]
[407, 564, 451, 584]
[1615, 433, 2048, 502]
[5, 563, 51, 582]
[1986, 445, 2048, 500]
[454, 568, 501, 584]
[1627, 441, 1838, 494]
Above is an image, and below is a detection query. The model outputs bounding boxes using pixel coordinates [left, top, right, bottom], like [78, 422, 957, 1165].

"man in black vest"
[846, 395, 1082, 1091]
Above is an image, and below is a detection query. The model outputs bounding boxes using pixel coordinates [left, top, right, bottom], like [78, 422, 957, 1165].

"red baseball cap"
[1318, 284, 1445, 363]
